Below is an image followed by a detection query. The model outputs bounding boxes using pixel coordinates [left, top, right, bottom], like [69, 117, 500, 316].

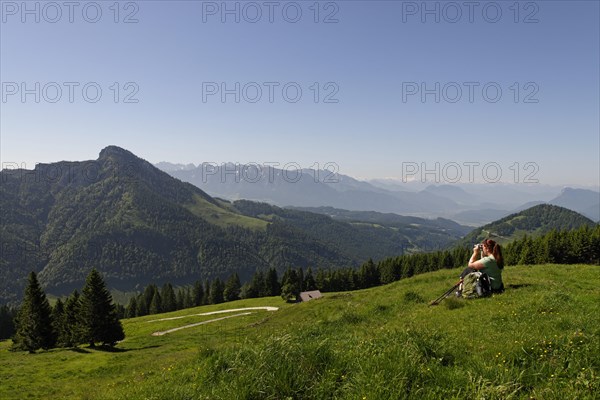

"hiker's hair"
[482, 239, 504, 269]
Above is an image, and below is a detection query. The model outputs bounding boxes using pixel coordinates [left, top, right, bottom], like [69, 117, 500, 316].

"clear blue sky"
[1, 0, 598, 187]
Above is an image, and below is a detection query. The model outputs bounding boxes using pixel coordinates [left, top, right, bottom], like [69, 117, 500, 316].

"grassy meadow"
[1, 263, 598, 399]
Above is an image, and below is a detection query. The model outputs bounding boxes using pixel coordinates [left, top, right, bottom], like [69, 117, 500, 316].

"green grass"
[185, 194, 268, 231]
[1, 264, 599, 399]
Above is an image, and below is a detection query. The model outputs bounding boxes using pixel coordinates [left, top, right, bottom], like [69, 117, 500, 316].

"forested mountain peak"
[1, 148, 467, 304]
[459, 204, 595, 245]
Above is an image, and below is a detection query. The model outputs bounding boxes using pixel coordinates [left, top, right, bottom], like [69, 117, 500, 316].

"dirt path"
[151, 312, 253, 336]
[146, 306, 279, 323]
[148, 306, 279, 336]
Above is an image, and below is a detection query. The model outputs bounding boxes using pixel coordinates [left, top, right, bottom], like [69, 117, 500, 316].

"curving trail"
[147, 306, 279, 323]
[148, 306, 279, 336]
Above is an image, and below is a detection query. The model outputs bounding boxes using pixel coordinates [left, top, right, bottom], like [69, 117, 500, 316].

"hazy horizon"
[2, 1, 599, 187]
[1, 145, 599, 191]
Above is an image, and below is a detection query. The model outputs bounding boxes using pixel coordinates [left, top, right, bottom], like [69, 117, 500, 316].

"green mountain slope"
[1, 263, 598, 399]
[289, 206, 471, 251]
[459, 204, 596, 245]
[1, 146, 269, 302]
[1, 146, 435, 303]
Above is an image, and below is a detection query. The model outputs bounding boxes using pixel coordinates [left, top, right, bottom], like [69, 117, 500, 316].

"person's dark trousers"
[492, 283, 505, 294]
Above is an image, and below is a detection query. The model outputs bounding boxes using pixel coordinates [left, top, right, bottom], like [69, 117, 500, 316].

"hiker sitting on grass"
[460, 239, 505, 293]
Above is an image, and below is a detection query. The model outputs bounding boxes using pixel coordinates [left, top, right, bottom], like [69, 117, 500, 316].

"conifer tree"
[251, 270, 267, 298]
[192, 280, 204, 306]
[202, 279, 211, 305]
[519, 236, 536, 265]
[125, 296, 138, 318]
[80, 269, 125, 347]
[265, 268, 281, 296]
[12, 272, 55, 352]
[51, 299, 65, 346]
[304, 267, 317, 291]
[161, 283, 176, 312]
[280, 268, 301, 302]
[149, 291, 162, 315]
[223, 273, 241, 302]
[60, 291, 85, 347]
[209, 278, 224, 304]
[175, 288, 185, 310]
[135, 294, 148, 316]
[142, 285, 158, 312]
[183, 288, 194, 309]
[359, 259, 380, 288]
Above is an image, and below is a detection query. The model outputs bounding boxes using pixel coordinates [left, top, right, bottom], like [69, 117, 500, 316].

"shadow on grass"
[506, 283, 533, 290]
[70, 344, 160, 353]
[93, 344, 161, 353]
[69, 347, 92, 354]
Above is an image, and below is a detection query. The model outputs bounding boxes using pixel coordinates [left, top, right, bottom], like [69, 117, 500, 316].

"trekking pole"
[429, 280, 461, 306]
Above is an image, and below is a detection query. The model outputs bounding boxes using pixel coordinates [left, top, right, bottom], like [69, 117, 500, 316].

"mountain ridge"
[0, 147, 465, 303]
[156, 162, 598, 223]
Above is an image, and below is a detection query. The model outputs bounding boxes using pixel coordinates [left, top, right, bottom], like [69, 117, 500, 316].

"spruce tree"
[175, 288, 184, 310]
[142, 285, 158, 312]
[280, 268, 301, 302]
[183, 288, 194, 309]
[135, 294, 148, 316]
[12, 272, 55, 352]
[223, 273, 241, 302]
[192, 280, 204, 306]
[359, 259, 380, 288]
[80, 269, 125, 347]
[51, 299, 66, 346]
[161, 283, 176, 312]
[149, 291, 162, 315]
[265, 268, 280, 296]
[251, 271, 267, 297]
[61, 290, 85, 347]
[202, 279, 211, 305]
[304, 268, 317, 291]
[125, 296, 138, 318]
[209, 278, 224, 304]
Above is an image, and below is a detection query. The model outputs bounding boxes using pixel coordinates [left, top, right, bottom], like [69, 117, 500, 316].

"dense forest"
[90, 223, 600, 318]
[1, 225, 597, 342]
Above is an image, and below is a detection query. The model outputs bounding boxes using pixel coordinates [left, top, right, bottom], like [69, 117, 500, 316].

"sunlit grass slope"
[1, 264, 598, 399]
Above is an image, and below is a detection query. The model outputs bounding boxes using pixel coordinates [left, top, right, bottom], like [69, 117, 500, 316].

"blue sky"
[1, 0, 599, 187]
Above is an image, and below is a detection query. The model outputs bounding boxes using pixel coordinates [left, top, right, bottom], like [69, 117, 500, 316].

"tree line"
[5, 269, 124, 353]
[2, 225, 597, 341]
[123, 224, 599, 316]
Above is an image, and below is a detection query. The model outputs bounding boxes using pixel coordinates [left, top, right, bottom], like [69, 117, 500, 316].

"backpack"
[458, 271, 492, 299]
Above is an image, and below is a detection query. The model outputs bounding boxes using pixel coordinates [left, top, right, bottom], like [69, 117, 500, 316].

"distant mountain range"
[1, 148, 596, 304]
[157, 162, 599, 224]
[0, 147, 466, 303]
[549, 188, 600, 222]
[156, 162, 462, 215]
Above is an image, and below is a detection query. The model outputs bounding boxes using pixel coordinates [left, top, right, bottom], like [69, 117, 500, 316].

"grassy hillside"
[1, 264, 598, 399]
[184, 194, 268, 231]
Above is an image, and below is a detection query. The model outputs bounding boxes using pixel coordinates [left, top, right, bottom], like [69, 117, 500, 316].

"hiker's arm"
[468, 247, 483, 269]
